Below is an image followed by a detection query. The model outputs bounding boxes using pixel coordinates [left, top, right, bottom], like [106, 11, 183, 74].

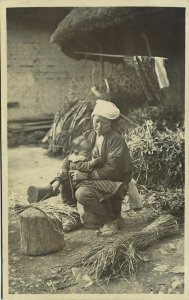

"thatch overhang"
[50, 7, 185, 61]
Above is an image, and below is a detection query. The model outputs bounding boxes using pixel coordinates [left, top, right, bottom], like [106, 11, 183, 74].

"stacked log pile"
[8, 116, 54, 147]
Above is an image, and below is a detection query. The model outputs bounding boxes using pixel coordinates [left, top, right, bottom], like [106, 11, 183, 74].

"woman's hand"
[52, 181, 61, 192]
[69, 170, 88, 181]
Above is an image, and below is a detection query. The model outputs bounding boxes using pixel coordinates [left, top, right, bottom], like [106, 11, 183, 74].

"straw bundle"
[20, 207, 65, 255]
[43, 100, 93, 156]
[15, 200, 79, 255]
[79, 215, 178, 281]
[13, 199, 79, 235]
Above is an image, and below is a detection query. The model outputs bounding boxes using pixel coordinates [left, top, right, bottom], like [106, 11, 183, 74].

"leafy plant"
[126, 120, 184, 188]
[139, 186, 184, 215]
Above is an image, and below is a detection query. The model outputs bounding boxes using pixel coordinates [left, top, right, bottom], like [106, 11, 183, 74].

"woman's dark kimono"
[61, 128, 133, 224]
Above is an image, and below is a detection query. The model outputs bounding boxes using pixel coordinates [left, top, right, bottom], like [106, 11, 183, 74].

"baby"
[51, 135, 126, 204]
[68, 136, 101, 174]
[51, 136, 100, 193]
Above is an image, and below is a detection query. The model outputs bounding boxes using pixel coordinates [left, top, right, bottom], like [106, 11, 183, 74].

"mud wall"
[7, 20, 97, 120]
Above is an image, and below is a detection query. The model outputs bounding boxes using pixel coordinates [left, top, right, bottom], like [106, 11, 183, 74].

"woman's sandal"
[96, 222, 118, 236]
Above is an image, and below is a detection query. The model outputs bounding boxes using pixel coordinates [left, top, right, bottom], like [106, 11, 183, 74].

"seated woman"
[57, 99, 133, 236]
[53, 135, 126, 203]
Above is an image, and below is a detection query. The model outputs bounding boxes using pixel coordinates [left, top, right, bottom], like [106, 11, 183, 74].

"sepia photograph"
[1, 0, 188, 298]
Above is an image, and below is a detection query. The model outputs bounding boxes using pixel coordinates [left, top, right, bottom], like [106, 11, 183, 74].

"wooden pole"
[74, 51, 167, 60]
[99, 46, 104, 90]
[141, 31, 152, 57]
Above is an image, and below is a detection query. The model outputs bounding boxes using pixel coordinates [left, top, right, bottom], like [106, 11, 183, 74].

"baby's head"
[72, 136, 92, 156]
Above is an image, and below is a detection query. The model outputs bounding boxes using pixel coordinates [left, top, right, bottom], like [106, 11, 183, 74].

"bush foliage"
[125, 107, 184, 215]
[139, 186, 184, 215]
[126, 120, 184, 188]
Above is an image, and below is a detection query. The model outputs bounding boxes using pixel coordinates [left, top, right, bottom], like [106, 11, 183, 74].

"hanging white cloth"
[154, 57, 169, 89]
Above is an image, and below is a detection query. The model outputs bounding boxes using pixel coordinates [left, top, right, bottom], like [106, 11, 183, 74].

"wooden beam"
[99, 47, 104, 89]
[75, 51, 125, 58]
[8, 116, 54, 123]
[9, 125, 51, 132]
[74, 51, 168, 60]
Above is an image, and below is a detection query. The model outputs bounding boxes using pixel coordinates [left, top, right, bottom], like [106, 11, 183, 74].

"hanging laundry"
[154, 57, 169, 89]
[133, 56, 164, 102]
[124, 55, 169, 101]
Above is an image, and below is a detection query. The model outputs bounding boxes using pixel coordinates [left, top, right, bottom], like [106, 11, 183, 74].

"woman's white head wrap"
[92, 99, 120, 120]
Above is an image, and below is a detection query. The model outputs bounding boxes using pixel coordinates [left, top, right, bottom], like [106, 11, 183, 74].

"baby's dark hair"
[72, 136, 86, 153]
[72, 136, 92, 154]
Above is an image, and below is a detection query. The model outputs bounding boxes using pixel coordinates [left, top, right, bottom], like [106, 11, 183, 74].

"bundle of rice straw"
[11, 199, 79, 234]
[79, 215, 178, 281]
[43, 100, 93, 156]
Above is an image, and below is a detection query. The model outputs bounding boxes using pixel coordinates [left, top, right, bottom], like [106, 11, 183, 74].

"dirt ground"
[8, 146, 184, 295]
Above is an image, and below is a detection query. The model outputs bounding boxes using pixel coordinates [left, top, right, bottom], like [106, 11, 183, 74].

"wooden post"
[141, 31, 152, 57]
[20, 207, 65, 255]
[99, 46, 104, 90]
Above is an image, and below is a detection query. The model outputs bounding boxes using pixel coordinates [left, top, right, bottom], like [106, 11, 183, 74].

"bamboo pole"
[99, 47, 104, 90]
[141, 31, 152, 57]
[74, 51, 168, 60]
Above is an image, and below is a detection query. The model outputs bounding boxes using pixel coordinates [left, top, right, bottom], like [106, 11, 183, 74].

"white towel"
[154, 57, 169, 89]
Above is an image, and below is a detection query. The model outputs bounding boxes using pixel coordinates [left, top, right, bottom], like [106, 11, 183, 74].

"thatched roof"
[51, 7, 184, 61]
